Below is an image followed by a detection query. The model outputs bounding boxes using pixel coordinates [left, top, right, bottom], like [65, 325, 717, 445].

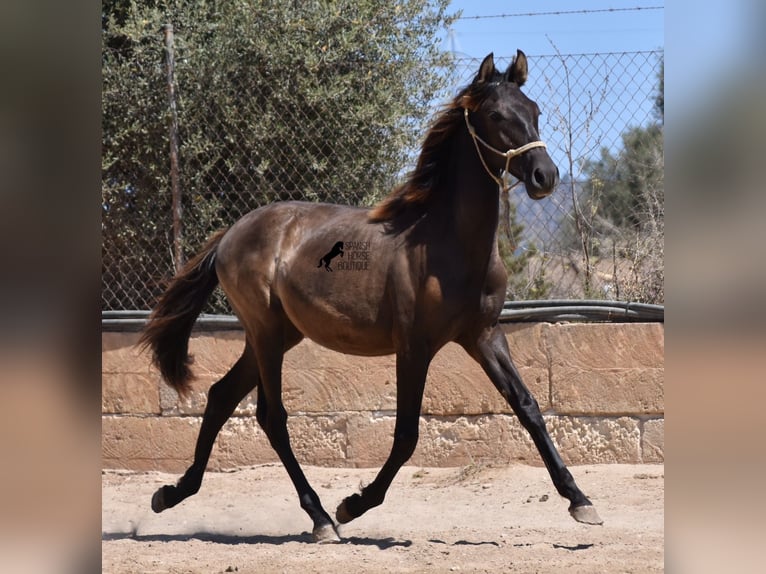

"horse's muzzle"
[525, 158, 559, 199]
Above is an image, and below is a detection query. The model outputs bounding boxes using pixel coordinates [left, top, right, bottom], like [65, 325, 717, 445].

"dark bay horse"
[141, 51, 602, 543]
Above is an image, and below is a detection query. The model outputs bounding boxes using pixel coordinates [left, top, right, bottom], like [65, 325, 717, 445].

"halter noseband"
[464, 108, 547, 192]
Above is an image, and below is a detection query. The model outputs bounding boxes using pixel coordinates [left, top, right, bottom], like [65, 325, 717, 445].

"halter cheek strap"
[464, 108, 547, 192]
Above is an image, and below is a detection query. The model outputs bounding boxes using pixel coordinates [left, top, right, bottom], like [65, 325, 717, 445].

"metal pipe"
[163, 23, 183, 271]
[102, 300, 663, 331]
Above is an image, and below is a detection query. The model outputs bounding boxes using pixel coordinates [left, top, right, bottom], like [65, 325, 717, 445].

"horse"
[140, 51, 603, 544]
[317, 241, 344, 271]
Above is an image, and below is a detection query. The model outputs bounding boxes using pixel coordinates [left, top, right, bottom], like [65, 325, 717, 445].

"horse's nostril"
[533, 168, 546, 187]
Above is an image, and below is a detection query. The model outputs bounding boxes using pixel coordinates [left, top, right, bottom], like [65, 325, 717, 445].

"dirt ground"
[102, 463, 663, 573]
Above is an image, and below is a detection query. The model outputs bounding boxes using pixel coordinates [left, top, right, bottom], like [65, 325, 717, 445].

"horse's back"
[216, 201, 366, 274]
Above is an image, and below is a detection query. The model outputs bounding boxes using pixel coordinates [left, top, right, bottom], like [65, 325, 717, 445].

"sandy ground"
[102, 463, 663, 573]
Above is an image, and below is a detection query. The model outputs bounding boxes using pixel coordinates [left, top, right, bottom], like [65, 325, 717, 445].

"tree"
[102, 0, 457, 310]
[584, 124, 663, 230]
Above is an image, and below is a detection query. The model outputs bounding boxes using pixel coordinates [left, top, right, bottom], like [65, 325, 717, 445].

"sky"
[441, 1, 664, 59]
[442, 0, 764, 117]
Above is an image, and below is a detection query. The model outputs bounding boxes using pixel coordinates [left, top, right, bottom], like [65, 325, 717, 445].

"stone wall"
[102, 323, 664, 472]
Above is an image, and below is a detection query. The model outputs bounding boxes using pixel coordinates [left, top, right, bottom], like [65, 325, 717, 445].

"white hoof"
[570, 504, 603, 525]
[312, 523, 341, 544]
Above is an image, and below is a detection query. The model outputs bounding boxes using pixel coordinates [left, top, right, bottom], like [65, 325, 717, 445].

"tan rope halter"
[464, 108, 547, 193]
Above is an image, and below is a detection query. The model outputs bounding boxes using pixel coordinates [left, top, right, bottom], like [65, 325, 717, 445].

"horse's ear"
[475, 52, 496, 84]
[505, 49, 528, 86]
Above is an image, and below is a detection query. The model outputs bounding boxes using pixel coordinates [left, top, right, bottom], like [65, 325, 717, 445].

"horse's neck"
[443, 135, 502, 265]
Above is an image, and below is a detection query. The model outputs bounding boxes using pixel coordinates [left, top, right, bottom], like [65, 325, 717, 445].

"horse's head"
[462, 51, 559, 200]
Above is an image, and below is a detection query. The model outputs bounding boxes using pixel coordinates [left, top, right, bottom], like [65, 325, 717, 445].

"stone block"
[502, 323, 550, 369]
[186, 332, 245, 378]
[545, 323, 664, 370]
[102, 372, 160, 415]
[287, 415, 349, 466]
[210, 416, 276, 470]
[158, 332, 257, 416]
[283, 342, 397, 413]
[158, 332, 245, 415]
[551, 367, 664, 415]
[547, 323, 664, 416]
[159, 378, 206, 415]
[423, 342, 550, 415]
[102, 332, 150, 374]
[642, 418, 665, 462]
[101, 415, 200, 472]
[345, 413, 396, 468]
[414, 415, 540, 467]
[547, 416, 642, 464]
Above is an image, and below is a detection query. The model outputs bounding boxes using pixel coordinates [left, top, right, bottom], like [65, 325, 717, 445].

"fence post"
[163, 23, 183, 271]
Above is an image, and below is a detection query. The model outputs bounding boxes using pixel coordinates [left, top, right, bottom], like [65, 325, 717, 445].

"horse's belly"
[277, 268, 396, 356]
[306, 323, 396, 357]
[284, 298, 395, 356]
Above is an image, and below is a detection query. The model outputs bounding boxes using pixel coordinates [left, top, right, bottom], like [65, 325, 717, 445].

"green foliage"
[583, 123, 663, 231]
[102, 0, 456, 309]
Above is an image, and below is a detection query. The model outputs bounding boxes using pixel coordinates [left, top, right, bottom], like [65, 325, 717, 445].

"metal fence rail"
[102, 30, 663, 312]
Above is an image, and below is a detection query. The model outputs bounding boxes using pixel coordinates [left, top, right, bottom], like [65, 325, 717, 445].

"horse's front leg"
[462, 325, 603, 525]
[336, 348, 430, 524]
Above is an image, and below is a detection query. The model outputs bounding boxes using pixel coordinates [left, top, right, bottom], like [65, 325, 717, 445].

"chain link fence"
[102, 30, 663, 312]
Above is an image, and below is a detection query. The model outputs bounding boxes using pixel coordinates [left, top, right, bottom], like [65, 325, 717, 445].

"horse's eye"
[488, 110, 503, 122]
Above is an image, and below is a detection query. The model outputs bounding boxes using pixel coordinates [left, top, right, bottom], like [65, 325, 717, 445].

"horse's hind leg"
[461, 325, 603, 525]
[151, 347, 258, 513]
[251, 332, 340, 543]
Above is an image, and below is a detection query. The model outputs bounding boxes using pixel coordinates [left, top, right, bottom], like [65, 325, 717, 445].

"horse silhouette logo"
[317, 241, 344, 271]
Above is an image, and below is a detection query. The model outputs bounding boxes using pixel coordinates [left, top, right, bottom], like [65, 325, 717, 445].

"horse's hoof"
[151, 487, 167, 513]
[569, 504, 603, 525]
[312, 523, 341, 544]
[335, 500, 354, 524]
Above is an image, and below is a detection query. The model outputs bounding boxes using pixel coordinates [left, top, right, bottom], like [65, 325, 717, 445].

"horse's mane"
[367, 81, 493, 223]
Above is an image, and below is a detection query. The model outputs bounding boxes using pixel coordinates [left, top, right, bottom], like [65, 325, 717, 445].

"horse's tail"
[139, 229, 227, 396]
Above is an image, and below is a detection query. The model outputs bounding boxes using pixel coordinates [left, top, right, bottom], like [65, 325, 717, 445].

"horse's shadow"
[102, 530, 411, 549]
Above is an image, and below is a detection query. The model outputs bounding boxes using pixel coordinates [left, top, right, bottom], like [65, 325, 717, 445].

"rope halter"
[464, 108, 547, 193]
